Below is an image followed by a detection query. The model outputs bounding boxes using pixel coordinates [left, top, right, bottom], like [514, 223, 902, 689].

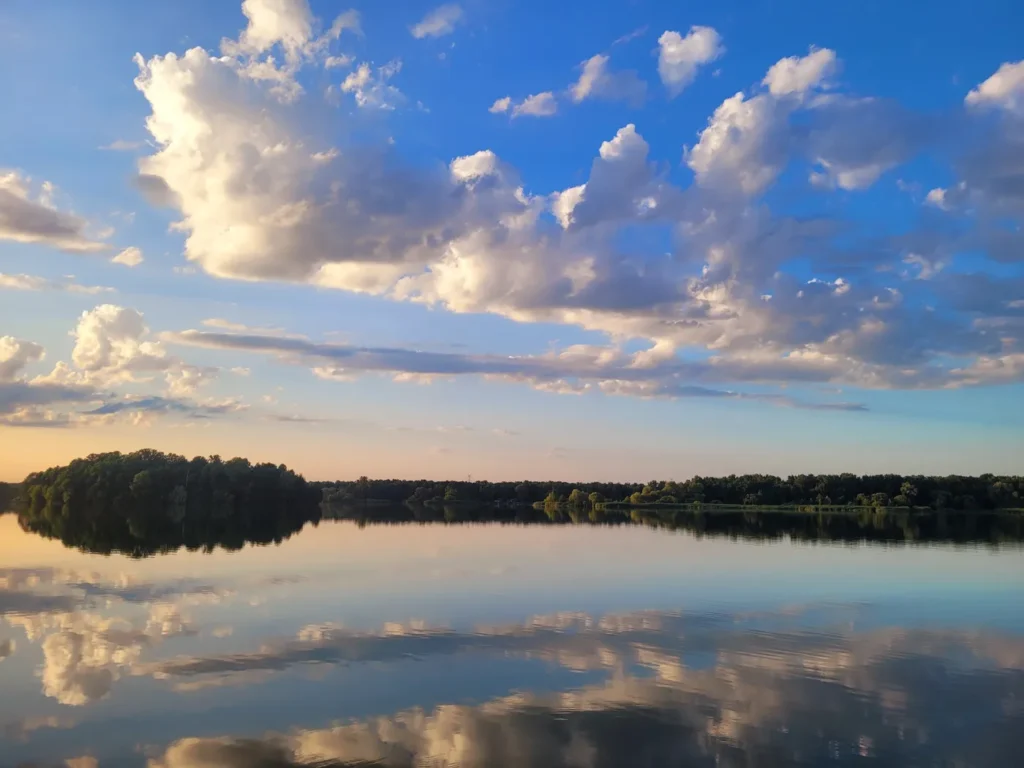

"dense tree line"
[317, 473, 1023, 511]
[17, 450, 322, 557]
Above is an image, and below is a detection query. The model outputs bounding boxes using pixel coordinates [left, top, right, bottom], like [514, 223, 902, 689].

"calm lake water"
[1, 511, 1022, 767]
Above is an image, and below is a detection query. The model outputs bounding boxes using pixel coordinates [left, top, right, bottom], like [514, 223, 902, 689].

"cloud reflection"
[1, 567, 211, 706]
[144, 611, 1024, 767]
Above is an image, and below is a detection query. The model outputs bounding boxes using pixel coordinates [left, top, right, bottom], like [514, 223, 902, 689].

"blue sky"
[1, 0, 1023, 481]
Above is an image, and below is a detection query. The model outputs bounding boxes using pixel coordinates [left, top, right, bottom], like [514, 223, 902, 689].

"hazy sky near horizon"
[2, 0, 1024, 482]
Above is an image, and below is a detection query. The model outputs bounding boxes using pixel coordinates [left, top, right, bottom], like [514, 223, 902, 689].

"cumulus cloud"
[0, 336, 45, 382]
[569, 54, 646, 106]
[657, 26, 724, 96]
[0, 336, 99, 427]
[686, 49, 914, 196]
[62, 305, 232, 404]
[0, 171, 107, 253]
[488, 96, 512, 114]
[551, 123, 679, 230]
[410, 4, 463, 39]
[111, 246, 144, 267]
[965, 60, 1024, 114]
[512, 91, 558, 118]
[763, 47, 838, 98]
[123, 8, 1024, 402]
[69, 305, 170, 382]
[0, 306, 249, 428]
[222, 0, 359, 64]
[686, 89, 789, 195]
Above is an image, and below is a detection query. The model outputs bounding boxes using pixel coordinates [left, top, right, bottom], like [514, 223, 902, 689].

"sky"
[1, 0, 1023, 482]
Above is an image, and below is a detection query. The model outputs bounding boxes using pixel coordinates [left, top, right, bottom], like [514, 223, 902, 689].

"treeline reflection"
[327, 503, 1024, 546]
[14, 503, 1024, 557]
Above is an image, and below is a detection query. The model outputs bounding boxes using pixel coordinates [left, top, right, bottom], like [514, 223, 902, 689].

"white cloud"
[120, 8, 1024, 398]
[218, 2, 361, 101]
[551, 124, 675, 230]
[165, 364, 219, 397]
[687, 91, 785, 194]
[410, 4, 463, 39]
[569, 54, 646, 105]
[59, 306, 222, 399]
[450, 150, 504, 184]
[0, 337, 99, 426]
[512, 91, 558, 118]
[340, 60, 404, 109]
[551, 184, 586, 229]
[763, 47, 838, 98]
[222, 0, 314, 62]
[0, 171, 107, 253]
[657, 26, 724, 97]
[324, 54, 353, 69]
[0, 337, 45, 382]
[111, 246, 144, 267]
[67, 305, 169, 386]
[966, 60, 1024, 114]
[0, 272, 113, 294]
[489, 96, 512, 114]
[925, 187, 949, 209]
[134, 45, 451, 283]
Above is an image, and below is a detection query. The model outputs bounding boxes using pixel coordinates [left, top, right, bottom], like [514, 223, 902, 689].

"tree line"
[15, 450, 322, 557]
[5, 451, 1022, 556]
[317, 473, 1023, 511]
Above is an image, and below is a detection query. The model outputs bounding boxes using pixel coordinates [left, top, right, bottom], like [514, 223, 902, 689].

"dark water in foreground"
[1, 512, 1022, 767]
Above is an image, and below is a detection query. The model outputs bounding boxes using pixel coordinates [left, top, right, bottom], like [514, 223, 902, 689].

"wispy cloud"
[410, 4, 463, 39]
[0, 273, 113, 294]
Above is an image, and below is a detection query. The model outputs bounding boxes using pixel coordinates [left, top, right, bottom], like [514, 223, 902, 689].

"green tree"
[567, 488, 587, 507]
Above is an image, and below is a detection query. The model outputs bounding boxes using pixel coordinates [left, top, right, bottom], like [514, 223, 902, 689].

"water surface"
[1, 512, 1022, 767]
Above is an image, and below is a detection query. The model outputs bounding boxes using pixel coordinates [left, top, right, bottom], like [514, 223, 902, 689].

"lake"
[1, 510, 1022, 767]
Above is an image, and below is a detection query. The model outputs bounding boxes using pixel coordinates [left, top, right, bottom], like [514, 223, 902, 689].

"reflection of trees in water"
[146, 617, 1024, 768]
[17, 451, 322, 557]
[323, 503, 1024, 546]
[19, 506, 322, 558]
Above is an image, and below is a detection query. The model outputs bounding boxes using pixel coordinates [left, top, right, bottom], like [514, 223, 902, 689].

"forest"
[317, 473, 1024, 511]
[14, 450, 322, 557]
